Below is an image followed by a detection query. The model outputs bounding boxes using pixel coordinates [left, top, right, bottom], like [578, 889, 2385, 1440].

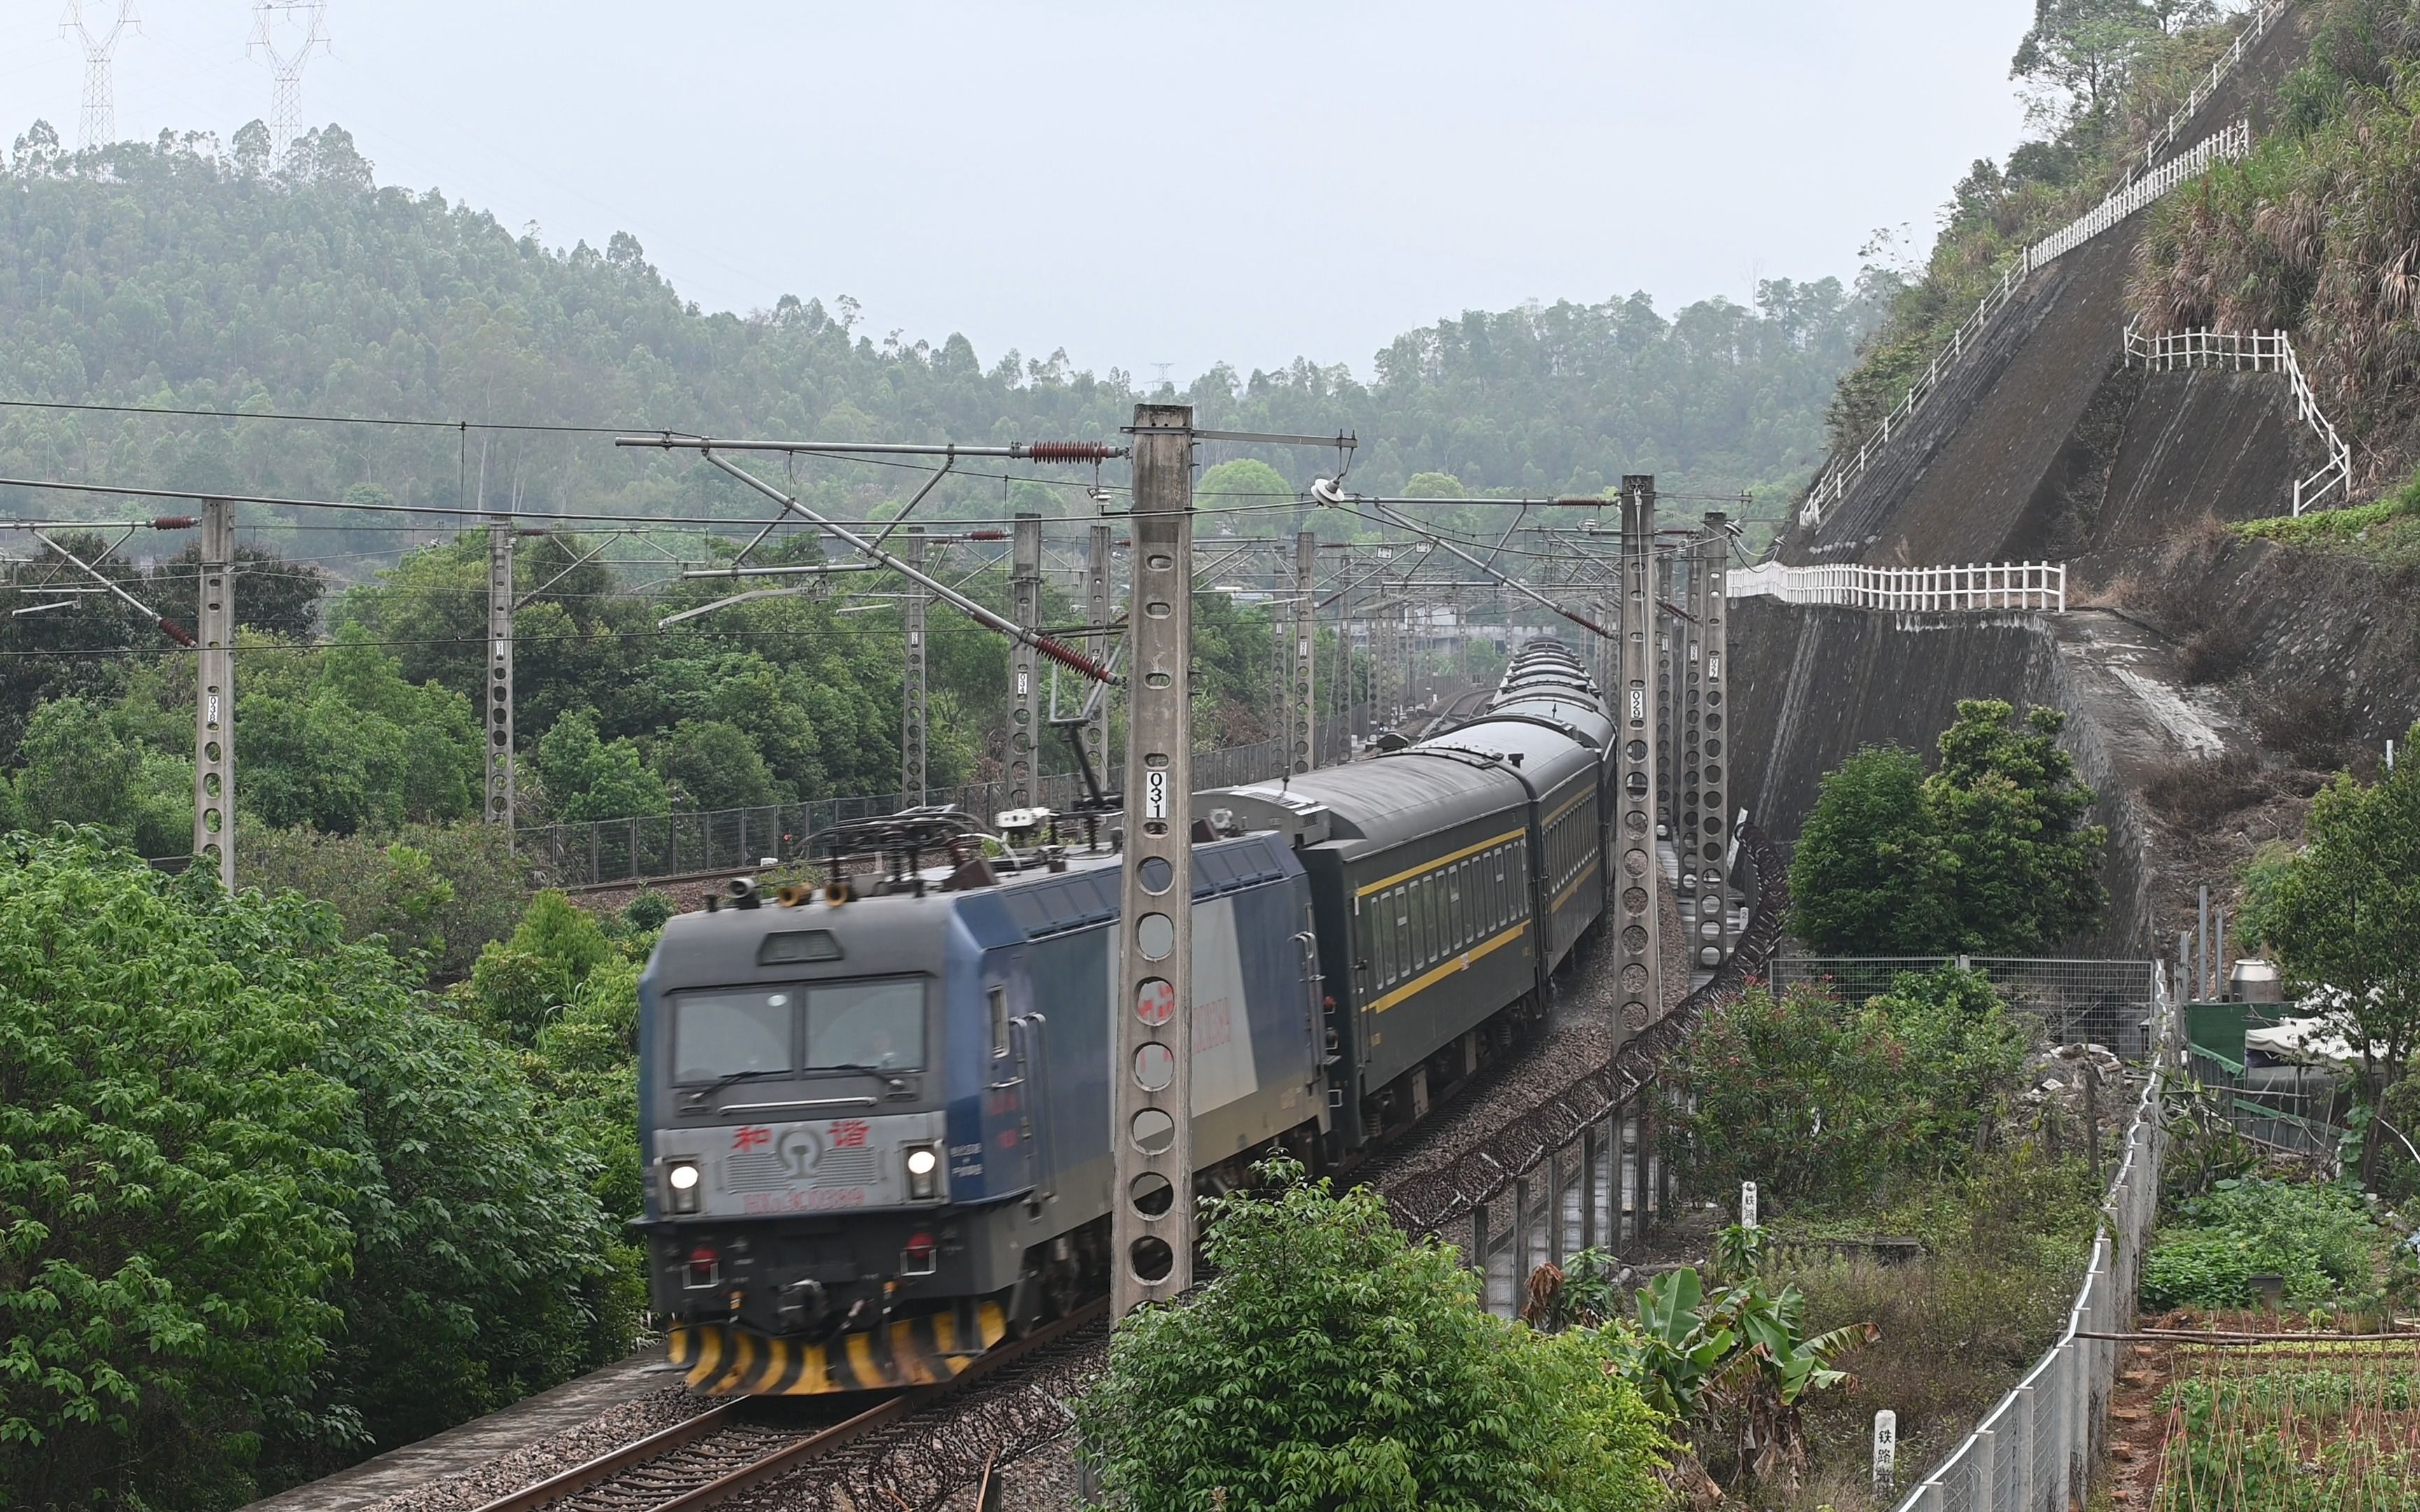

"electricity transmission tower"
[60, 1, 139, 150]
[248, 1, 331, 158]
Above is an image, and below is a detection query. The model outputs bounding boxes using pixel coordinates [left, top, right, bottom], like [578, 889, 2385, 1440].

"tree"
[531, 710, 667, 822]
[1075, 1159, 1671, 1511]
[1787, 702, 2105, 954]
[2010, 0, 2164, 127]
[1788, 745, 1953, 952]
[2253, 725, 2420, 1180]
[656, 718, 779, 811]
[0, 831, 625, 1508]
[11, 696, 139, 844]
[1926, 699, 2106, 952]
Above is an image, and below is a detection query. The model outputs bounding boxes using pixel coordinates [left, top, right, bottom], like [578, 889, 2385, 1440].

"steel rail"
[469, 1300, 1108, 1512]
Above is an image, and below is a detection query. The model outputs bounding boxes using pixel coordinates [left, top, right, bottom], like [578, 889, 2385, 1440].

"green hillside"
[1, 119, 1882, 552]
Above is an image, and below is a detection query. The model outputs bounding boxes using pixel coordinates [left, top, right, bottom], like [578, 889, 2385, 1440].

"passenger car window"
[808, 978, 926, 1070]
[675, 988, 793, 1082]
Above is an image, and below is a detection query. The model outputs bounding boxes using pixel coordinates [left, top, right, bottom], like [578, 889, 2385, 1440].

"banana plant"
[1616, 1267, 1738, 1420]
[1705, 1280, 1879, 1487]
[1613, 1266, 1879, 1489]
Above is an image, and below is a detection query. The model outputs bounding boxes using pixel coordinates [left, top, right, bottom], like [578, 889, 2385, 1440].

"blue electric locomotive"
[636, 638, 1623, 1394]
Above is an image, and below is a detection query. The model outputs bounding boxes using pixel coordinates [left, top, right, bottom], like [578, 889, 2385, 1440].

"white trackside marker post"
[1873, 1409, 1898, 1495]
[1741, 1180, 1758, 1231]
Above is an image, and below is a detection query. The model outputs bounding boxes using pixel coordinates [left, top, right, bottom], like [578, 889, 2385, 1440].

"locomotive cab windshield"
[673, 977, 928, 1111]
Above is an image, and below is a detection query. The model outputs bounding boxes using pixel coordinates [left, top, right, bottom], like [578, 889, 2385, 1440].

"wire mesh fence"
[1772, 955, 2161, 1059]
[515, 694, 1469, 888]
[1449, 936, 2178, 1510]
[1889, 973, 2172, 1512]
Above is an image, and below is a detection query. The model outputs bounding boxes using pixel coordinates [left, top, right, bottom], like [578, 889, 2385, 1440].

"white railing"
[2031, 119, 2252, 265]
[1800, 118, 2255, 533]
[2123, 322, 2353, 513]
[2134, 0, 2292, 178]
[1889, 968, 2175, 1512]
[1727, 559, 2066, 614]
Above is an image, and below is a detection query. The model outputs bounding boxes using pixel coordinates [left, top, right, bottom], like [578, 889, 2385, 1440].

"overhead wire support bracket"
[620, 438, 1120, 685]
[28, 527, 195, 645]
[618, 433, 1129, 462]
[1190, 427, 1358, 452]
[1315, 481, 1613, 641]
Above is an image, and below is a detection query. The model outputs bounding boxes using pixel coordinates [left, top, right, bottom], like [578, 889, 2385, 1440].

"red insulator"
[157, 617, 197, 648]
[1033, 634, 1118, 685]
[1025, 440, 1113, 464]
[968, 530, 1006, 541]
[150, 515, 197, 530]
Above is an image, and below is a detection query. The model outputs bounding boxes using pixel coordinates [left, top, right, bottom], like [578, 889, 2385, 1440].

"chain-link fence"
[515, 694, 1470, 888]
[1889, 972, 2173, 1512]
[1772, 956, 2161, 1059]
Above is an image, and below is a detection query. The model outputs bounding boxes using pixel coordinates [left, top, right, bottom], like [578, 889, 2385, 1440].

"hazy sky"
[8, 2, 2036, 381]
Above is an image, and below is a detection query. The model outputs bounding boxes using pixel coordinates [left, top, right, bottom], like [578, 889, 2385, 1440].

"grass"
[1728, 1151, 2104, 1510]
[2230, 483, 2420, 559]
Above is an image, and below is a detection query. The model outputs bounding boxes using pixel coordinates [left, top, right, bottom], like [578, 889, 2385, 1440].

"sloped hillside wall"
[1786, 9, 2310, 569]
[1726, 597, 2239, 955]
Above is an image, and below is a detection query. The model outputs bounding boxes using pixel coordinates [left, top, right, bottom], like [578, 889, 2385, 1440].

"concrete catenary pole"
[1113, 402, 1195, 1317]
[1007, 512, 1042, 813]
[1690, 513, 1733, 969]
[1291, 530, 1316, 773]
[1613, 477, 1662, 1034]
[1655, 546, 1678, 839]
[1087, 522, 1113, 780]
[903, 526, 929, 806]
[484, 519, 515, 833]
[193, 497, 235, 888]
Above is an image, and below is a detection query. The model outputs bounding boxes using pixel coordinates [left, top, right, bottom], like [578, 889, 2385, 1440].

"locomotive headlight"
[665, 1158, 702, 1214]
[904, 1144, 940, 1200]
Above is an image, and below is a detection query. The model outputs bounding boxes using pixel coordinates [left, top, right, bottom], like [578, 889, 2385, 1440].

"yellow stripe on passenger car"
[1355, 826, 1526, 897]
[1366, 921, 1528, 1014]
[1552, 855, 1603, 911]
[1545, 786, 1592, 826]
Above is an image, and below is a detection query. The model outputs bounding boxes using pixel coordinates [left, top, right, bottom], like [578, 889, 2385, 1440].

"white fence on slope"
[1889, 967, 2176, 1512]
[2122, 323, 2353, 514]
[1727, 560, 2066, 614]
[1800, 118, 2253, 533]
[2134, 0, 2293, 177]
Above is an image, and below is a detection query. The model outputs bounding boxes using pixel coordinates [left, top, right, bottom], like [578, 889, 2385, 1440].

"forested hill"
[0, 120, 1882, 545]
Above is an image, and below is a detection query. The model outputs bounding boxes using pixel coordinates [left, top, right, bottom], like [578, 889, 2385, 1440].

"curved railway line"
[469, 1305, 1108, 1512]
[325, 823, 1782, 1512]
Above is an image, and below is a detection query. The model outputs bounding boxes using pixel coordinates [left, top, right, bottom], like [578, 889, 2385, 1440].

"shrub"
[1075, 1159, 1671, 1512]
[2144, 752, 2271, 830]
[1672, 969, 2033, 1205]
[244, 821, 528, 983]
[2251, 685, 2356, 771]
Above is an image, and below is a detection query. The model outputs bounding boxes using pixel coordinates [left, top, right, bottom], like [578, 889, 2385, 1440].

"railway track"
[468, 1302, 1108, 1512]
